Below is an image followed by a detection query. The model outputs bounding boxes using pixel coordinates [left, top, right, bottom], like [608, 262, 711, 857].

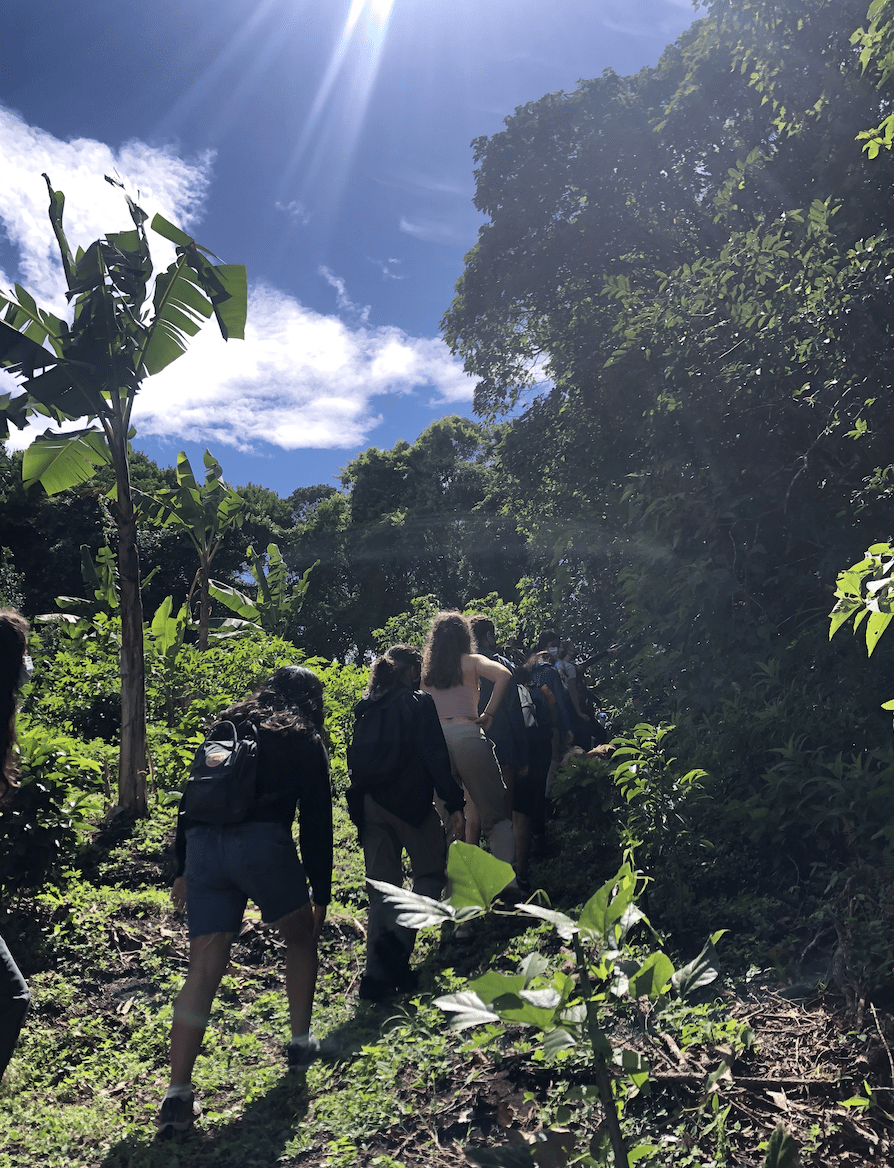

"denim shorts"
[184, 821, 310, 938]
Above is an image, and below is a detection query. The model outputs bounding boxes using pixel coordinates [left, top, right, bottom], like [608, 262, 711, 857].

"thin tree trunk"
[198, 561, 210, 652]
[113, 441, 148, 816]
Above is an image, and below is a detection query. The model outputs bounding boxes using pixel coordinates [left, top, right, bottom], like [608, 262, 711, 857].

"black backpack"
[347, 690, 412, 787]
[182, 720, 259, 825]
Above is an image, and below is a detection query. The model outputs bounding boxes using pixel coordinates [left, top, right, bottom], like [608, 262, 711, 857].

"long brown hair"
[422, 611, 471, 690]
[221, 665, 324, 736]
[0, 609, 28, 798]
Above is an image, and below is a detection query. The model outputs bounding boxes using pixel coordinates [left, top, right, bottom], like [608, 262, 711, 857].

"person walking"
[421, 612, 517, 870]
[159, 665, 333, 1135]
[347, 645, 464, 1002]
[468, 616, 528, 850]
[0, 609, 32, 1085]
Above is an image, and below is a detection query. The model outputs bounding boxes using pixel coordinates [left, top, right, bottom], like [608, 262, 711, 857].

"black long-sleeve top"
[174, 723, 334, 905]
[347, 686, 464, 827]
[477, 652, 529, 773]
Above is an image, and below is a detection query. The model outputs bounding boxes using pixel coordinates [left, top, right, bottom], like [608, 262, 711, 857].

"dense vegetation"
[4, 0, 894, 1163]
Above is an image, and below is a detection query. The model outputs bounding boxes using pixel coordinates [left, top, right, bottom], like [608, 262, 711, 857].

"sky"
[0, 0, 699, 497]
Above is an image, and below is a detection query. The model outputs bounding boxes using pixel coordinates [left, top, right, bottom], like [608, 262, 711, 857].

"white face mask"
[547, 646, 559, 659]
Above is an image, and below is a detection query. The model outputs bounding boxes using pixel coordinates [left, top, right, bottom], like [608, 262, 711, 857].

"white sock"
[164, 1083, 192, 1100]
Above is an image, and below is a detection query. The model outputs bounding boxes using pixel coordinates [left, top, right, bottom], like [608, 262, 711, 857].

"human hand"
[588, 743, 615, 759]
[171, 876, 186, 912]
[311, 902, 327, 941]
[449, 810, 465, 843]
[476, 711, 494, 730]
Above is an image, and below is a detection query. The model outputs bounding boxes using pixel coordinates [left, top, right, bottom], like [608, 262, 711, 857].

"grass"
[2, 798, 893, 1167]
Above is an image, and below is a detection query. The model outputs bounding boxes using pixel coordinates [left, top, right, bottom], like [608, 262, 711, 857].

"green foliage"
[210, 542, 316, 641]
[0, 719, 110, 895]
[372, 590, 521, 653]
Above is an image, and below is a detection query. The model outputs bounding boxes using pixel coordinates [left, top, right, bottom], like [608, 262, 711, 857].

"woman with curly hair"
[421, 612, 517, 870]
[159, 665, 333, 1135]
[0, 608, 32, 1083]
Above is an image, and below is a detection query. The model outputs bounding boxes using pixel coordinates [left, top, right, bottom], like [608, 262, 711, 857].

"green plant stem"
[574, 934, 629, 1168]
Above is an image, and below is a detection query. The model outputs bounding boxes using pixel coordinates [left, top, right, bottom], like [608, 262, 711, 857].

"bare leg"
[277, 903, 318, 1037]
[169, 932, 234, 1085]
[464, 787, 481, 845]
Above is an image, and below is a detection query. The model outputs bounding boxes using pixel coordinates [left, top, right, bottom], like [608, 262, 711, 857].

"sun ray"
[276, 0, 397, 221]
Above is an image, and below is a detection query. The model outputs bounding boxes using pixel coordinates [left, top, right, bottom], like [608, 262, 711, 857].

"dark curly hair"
[220, 665, 324, 735]
[422, 611, 472, 690]
[0, 609, 28, 798]
[368, 644, 421, 696]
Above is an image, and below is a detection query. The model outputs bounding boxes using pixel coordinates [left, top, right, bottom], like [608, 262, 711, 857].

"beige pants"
[441, 720, 515, 866]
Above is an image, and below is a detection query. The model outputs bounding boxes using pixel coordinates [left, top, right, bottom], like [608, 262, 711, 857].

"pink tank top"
[423, 681, 478, 721]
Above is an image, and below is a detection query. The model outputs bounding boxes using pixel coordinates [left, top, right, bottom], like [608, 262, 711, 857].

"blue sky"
[0, 0, 698, 496]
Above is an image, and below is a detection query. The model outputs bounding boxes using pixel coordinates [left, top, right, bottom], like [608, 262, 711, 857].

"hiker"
[347, 645, 464, 1002]
[557, 639, 593, 748]
[514, 660, 556, 887]
[421, 612, 517, 870]
[159, 665, 333, 1135]
[468, 616, 528, 850]
[0, 609, 32, 1084]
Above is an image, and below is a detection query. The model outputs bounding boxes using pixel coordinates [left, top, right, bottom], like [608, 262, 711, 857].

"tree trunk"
[198, 561, 210, 652]
[113, 445, 148, 816]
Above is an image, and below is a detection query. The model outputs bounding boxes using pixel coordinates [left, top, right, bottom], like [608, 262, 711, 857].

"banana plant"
[209, 543, 317, 640]
[0, 176, 246, 814]
[141, 450, 245, 650]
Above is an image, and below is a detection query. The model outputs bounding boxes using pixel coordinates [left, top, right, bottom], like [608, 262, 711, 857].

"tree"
[143, 450, 246, 651]
[0, 177, 246, 814]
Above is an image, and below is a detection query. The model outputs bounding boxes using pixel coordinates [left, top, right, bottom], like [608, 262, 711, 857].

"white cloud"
[318, 265, 370, 323]
[399, 215, 474, 246]
[128, 284, 475, 450]
[0, 104, 212, 308]
[0, 107, 477, 453]
[275, 199, 310, 225]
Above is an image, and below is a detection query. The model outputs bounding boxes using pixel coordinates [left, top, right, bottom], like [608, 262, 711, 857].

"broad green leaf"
[366, 879, 455, 929]
[866, 609, 893, 656]
[22, 428, 110, 494]
[150, 212, 195, 248]
[433, 991, 501, 1029]
[519, 952, 549, 986]
[515, 903, 578, 941]
[469, 970, 525, 1004]
[671, 930, 727, 998]
[542, 1026, 578, 1057]
[578, 863, 637, 945]
[491, 991, 557, 1030]
[446, 841, 515, 909]
[212, 264, 247, 341]
[208, 580, 260, 621]
[761, 1125, 799, 1168]
[627, 952, 674, 1000]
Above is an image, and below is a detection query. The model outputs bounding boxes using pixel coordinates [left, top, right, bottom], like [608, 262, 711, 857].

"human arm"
[419, 693, 465, 815]
[297, 736, 334, 907]
[470, 653, 512, 730]
[565, 671, 589, 720]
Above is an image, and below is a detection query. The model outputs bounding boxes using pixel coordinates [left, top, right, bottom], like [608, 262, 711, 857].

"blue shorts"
[184, 821, 310, 938]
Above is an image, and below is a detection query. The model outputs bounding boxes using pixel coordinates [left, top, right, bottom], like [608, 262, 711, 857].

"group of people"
[0, 605, 610, 1138]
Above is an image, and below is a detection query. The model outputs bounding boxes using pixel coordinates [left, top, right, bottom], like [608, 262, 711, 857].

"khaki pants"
[441, 721, 515, 866]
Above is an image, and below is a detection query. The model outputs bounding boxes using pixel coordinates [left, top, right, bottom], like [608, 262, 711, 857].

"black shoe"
[156, 1092, 200, 1135]
[287, 1034, 320, 1069]
[393, 966, 419, 995]
[358, 974, 395, 1002]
